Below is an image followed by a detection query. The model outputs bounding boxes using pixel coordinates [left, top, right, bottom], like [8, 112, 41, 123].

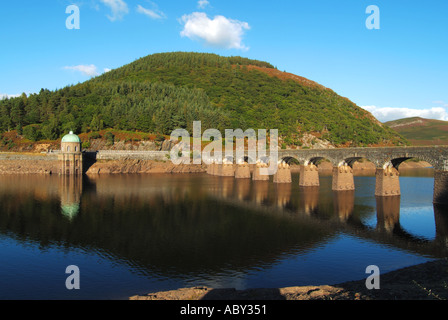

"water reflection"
[0, 172, 447, 298]
[299, 187, 319, 216]
[235, 179, 251, 201]
[333, 191, 355, 222]
[274, 184, 292, 209]
[252, 181, 269, 205]
[60, 176, 82, 220]
[376, 196, 401, 233]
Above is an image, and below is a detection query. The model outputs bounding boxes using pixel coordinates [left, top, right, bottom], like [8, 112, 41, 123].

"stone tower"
[59, 131, 83, 175]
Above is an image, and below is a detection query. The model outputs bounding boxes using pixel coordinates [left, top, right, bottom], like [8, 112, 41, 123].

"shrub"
[89, 132, 101, 139]
[82, 141, 91, 149]
[155, 134, 165, 142]
[105, 131, 115, 146]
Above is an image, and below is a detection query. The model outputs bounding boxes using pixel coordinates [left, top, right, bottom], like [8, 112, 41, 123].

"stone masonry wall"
[0, 152, 59, 174]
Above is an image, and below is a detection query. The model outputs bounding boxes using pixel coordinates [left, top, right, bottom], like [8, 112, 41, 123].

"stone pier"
[299, 164, 319, 187]
[214, 164, 222, 176]
[434, 203, 448, 246]
[375, 167, 400, 196]
[207, 163, 215, 175]
[235, 162, 251, 179]
[252, 163, 270, 181]
[220, 163, 235, 177]
[273, 163, 292, 183]
[434, 170, 448, 205]
[332, 165, 355, 191]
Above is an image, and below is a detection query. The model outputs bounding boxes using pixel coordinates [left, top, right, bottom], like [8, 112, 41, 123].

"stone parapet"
[0, 152, 59, 161]
[96, 150, 169, 161]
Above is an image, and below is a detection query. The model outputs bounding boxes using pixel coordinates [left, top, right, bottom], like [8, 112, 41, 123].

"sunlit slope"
[385, 117, 448, 146]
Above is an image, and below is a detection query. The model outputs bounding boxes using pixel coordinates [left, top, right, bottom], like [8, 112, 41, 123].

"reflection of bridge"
[205, 176, 448, 259]
[207, 146, 448, 204]
[1, 173, 446, 293]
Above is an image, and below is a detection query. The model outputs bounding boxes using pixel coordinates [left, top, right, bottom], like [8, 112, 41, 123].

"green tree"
[23, 125, 41, 142]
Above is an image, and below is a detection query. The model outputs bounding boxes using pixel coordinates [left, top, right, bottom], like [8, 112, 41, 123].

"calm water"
[0, 169, 447, 300]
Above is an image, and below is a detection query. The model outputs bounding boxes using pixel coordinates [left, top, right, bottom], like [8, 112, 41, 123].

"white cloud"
[63, 65, 112, 77]
[136, 4, 166, 19]
[64, 64, 100, 77]
[361, 105, 448, 122]
[100, 0, 129, 21]
[180, 12, 250, 50]
[0, 93, 21, 100]
[197, 0, 210, 9]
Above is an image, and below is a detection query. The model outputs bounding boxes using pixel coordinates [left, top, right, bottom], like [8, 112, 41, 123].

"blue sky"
[0, 0, 447, 122]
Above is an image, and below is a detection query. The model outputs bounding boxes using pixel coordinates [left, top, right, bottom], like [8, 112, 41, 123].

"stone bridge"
[207, 146, 448, 205]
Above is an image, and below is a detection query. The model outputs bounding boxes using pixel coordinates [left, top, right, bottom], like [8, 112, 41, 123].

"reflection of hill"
[0, 173, 446, 280]
[0, 175, 331, 278]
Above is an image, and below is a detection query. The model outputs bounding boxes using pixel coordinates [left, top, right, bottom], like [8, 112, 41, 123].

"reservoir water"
[0, 169, 447, 300]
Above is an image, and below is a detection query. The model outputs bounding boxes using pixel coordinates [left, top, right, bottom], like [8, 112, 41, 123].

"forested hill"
[0, 52, 405, 148]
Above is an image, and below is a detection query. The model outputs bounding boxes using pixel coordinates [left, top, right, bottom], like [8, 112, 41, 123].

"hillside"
[0, 52, 406, 151]
[385, 117, 448, 146]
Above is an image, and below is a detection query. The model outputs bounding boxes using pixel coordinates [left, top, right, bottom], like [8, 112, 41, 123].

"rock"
[160, 140, 175, 151]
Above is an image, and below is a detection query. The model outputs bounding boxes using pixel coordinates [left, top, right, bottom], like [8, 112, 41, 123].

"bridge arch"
[305, 156, 339, 168]
[281, 156, 300, 165]
[386, 156, 435, 171]
[233, 155, 258, 164]
[342, 157, 365, 168]
[259, 156, 270, 164]
[224, 155, 234, 163]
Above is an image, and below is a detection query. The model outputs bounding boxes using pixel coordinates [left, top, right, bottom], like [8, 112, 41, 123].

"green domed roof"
[61, 131, 81, 143]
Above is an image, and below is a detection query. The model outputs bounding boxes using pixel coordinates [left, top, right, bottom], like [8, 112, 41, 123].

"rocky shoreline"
[130, 259, 448, 300]
[85, 159, 207, 174]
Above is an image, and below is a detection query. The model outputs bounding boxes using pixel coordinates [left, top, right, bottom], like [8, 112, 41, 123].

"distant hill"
[385, 117, 448, 146]
[0, 52, 405, 151]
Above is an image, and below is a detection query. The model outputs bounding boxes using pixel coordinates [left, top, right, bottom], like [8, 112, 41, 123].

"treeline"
[0, 52, 404, 146]
[0, 81, 229, 141]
